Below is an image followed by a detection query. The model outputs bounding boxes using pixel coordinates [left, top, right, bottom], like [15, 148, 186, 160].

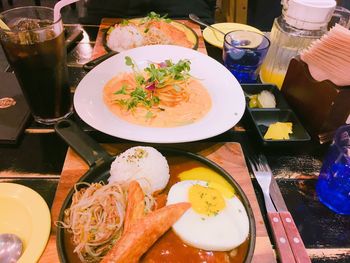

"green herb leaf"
[135, 75, 145, 86]
[106, 26, 114, 35]
[145, 111, 154, 119]
[114, 84, 128, 95]
[125, 56, 134, 67]
[152, 96, 160, 104]
[116, 99, 127, 106]
[130, 87, 147, 100]
[141, 11, 172, 24]
[120, 19, 130, 26]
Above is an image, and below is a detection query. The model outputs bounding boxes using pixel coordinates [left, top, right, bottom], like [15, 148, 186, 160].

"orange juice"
[260, 65, 286, 89]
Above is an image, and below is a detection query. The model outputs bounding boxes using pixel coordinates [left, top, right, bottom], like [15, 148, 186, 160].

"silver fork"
[248, 155, 296, 263]
[249, 155, 275, 213]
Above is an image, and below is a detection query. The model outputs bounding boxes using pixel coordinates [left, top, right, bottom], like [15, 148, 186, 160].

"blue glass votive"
[223, 30, 270, 83]
[316, 125, 350, 215]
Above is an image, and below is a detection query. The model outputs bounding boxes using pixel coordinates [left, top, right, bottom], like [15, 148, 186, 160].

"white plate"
[74, 45, 245, 143]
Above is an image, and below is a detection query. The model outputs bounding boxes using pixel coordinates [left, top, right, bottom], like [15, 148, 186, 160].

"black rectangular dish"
[242, 83, 290, 109]
[242, 84, 311, 146]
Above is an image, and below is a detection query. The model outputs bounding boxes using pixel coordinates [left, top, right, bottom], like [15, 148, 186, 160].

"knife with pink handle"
[266, 198, 296, 263]
[270, 177, 311, 263]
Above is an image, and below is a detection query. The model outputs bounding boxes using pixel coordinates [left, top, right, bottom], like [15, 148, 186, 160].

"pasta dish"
[103, 56, 212, 127]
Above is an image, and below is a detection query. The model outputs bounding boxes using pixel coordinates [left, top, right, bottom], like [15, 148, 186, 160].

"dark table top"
[0, 23, 349, 263]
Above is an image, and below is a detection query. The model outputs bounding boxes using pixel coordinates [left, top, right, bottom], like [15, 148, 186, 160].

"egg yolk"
[178, 167, 235, 198]
[188, 184, 225, 216]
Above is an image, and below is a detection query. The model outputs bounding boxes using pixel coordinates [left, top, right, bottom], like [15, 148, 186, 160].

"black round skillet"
[54, 119, 256, 263]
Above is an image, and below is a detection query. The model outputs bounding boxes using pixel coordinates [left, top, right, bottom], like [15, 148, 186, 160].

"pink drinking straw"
[54, 0, 80, 22]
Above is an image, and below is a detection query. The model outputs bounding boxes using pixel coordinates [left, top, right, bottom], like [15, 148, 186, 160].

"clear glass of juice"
[0, 6, 72, 125]
[316, 125, 350, 215]
[223, 30, 270, 83]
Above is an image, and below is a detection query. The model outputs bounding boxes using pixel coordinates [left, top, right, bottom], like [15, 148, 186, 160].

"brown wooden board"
[92, 18, 207, 60]
[39, 142, 276, 262]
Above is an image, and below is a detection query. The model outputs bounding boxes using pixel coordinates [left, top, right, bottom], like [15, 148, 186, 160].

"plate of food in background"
[103, 12, 198, 52]
[54, 122, 256, 262]
[74, 45, 245, 143]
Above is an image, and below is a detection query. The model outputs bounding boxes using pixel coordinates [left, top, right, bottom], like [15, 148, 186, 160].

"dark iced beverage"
[0, 7, 72, 124]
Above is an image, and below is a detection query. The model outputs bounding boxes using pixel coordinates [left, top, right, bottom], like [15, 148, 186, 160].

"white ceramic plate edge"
[74, 45, 245, 143]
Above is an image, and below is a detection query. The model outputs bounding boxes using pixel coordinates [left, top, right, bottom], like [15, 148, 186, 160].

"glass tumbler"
[316, 125, 350, 215]
[223, 30, 270, 83]
[0, 6, 72, 125]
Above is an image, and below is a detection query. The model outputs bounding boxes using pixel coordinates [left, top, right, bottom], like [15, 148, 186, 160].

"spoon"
[231, 39, 251, 47]
[188, 14, 226, 35]
[0, 233, 23, 263]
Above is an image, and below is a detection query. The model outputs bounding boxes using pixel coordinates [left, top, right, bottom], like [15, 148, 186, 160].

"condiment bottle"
[260, 0, 336, 89]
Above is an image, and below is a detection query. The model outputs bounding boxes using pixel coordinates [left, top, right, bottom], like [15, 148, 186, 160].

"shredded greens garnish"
[140, 12, 172, 33]
[120, 19, 130, 26]
[141, 11, 172, 24]
[113, 56, 191, 111]
[106, 26, 115, 35]
[114, 84, 128, 95]
[108, 12, 171, 36]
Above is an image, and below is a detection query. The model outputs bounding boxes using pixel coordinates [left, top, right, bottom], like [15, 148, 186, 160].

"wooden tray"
[39, 142, 276, 262]
[91, 18, 207, 60]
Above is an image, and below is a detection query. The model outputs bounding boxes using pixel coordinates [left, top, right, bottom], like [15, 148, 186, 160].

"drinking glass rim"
[224, 30, 270, 50]
[0, 6, 62, 33]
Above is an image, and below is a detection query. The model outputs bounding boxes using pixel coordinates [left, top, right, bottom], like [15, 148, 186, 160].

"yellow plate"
[0, 183, 51, 263]
[203, 23, 263, 49]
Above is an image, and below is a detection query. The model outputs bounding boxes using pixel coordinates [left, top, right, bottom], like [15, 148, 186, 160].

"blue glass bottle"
[316, 125, 350, 215]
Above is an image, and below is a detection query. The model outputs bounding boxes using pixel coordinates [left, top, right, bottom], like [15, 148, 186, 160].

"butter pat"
[264, 122, 293, 140]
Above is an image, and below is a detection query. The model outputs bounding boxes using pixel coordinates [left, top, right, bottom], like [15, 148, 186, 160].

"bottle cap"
[285, 0, 336, 30]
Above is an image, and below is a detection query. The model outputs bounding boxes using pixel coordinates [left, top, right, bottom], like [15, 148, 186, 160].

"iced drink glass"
[0, 6, 72, 125]
[223, 30, 270, 83]
[316, 125, 350, 215]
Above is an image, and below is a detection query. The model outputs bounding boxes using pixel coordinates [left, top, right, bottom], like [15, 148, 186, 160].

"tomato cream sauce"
[103, 73, 211, 127]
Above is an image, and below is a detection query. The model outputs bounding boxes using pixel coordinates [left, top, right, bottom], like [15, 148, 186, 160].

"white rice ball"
[108, 146, 170, 193]
[107, 24, 144, 52]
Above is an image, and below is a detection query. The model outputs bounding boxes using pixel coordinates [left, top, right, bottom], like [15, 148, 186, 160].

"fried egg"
[166, 180, 249, 251]
[178, 167, 235, 198]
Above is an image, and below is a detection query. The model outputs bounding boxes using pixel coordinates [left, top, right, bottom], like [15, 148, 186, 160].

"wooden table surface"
[40, 143, 276, 262]
[0, 18, 349, 263]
